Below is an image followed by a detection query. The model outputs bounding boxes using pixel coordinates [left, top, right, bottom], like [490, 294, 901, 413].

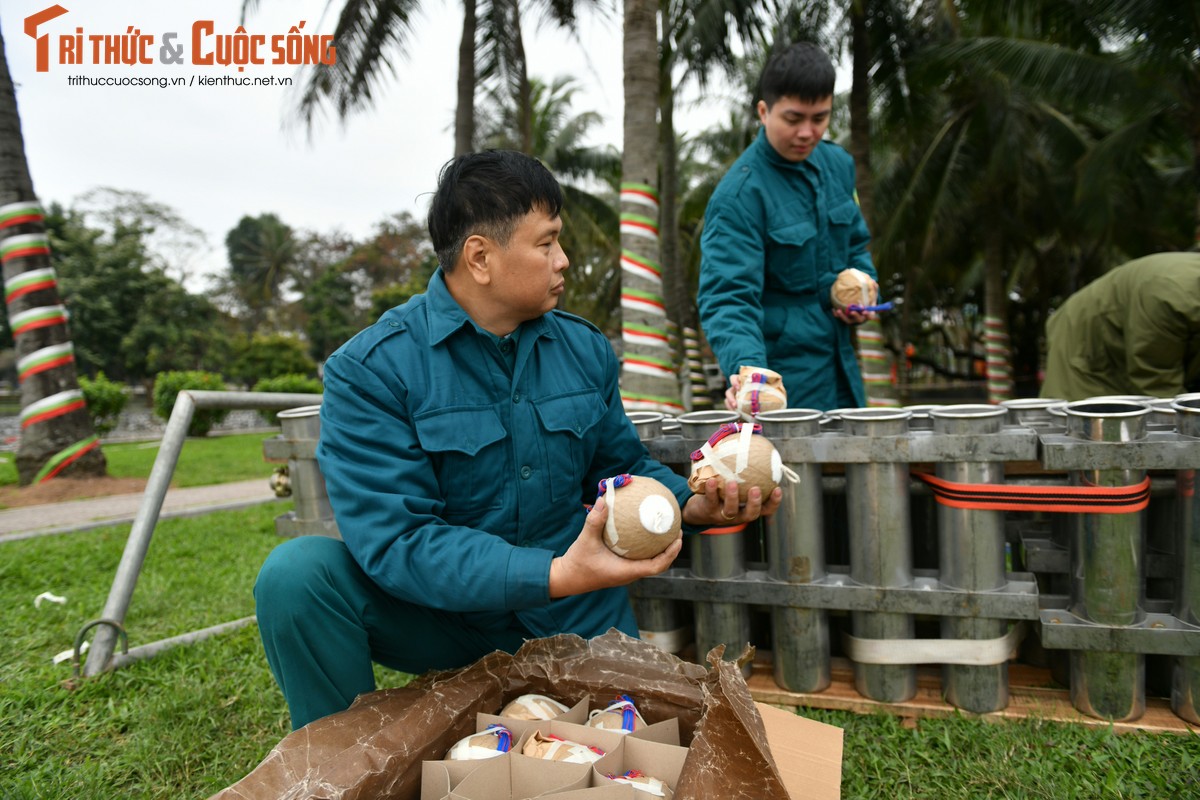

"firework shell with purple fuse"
[686, 422, 784, 505]
[445, 724, 514, 761]
[735, 365, 787, 420]
[585, 694, 647, 734]
[831, 267, 877, 311]
[597, 475, 682, 560]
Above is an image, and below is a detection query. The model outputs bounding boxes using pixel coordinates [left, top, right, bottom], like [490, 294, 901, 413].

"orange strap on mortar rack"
[913, 472, 1151, 514]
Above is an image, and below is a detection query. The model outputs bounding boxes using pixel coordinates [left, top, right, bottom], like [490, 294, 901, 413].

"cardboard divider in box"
[514, 719, 628, 763]
[423, 717, 626, 800]
[590, 732, 688, 800]
[447, 787, 637, 800]
[428, 750, 590, 800]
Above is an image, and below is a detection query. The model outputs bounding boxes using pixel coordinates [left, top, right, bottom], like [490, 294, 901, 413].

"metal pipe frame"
[1172, 397, 1200, 723]
[1064, 401, 1150, 721]
[757, 409, 829, 692]
[841, 409, 917, 703]
[82, 391, 323, 676]
[930, 404, 1012, 712]
[627, 412, 689, 655]
[676, 410, 753, 676]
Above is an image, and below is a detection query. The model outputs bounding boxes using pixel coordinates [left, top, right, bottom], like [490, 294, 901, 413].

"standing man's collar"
[755, 127, 825, 172]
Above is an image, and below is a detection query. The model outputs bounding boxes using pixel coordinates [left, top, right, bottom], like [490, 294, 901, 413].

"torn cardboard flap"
[210, 630, 843, 800]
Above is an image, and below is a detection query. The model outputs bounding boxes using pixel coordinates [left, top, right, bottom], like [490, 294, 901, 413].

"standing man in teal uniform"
[253, 150, 781, 730]
[698, 42, 878, 412]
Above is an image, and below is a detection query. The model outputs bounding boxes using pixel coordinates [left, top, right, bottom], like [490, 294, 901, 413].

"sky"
[0, 1, 836, 291]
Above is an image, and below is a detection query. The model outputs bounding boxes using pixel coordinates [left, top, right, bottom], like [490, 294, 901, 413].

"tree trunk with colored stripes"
[617, 0, 681, 415]
[0, 25, 105, 484]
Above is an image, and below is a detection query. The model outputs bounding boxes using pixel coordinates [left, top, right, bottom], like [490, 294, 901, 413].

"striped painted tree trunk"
[858, 318, 899, 407]
[984, 232, 1013, 403]
[683, 326, 713, 410]
[617, 0, 681, 415]
[1, 27, 106, 484]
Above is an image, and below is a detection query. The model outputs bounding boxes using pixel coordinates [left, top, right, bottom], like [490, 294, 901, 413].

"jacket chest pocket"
[826, 199, 860, 265]
[766, 220, 818, 294]
[532, 390, 606, 502]
[413, 406, 506, 520]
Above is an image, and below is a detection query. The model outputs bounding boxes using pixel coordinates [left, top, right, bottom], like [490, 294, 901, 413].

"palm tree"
[658, 0, 770, 408]
[618, 0, 679, 413]
[222, 213, 298, 334]
[478, 75, 622, 330]
[244, 0, 599, 157]
[869, 1, 1118, 402]
[0, 23, 106, 484]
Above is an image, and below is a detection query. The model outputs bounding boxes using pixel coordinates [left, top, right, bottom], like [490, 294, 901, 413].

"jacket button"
[512, 392, 521, 403]
[520, 466, 532, 479]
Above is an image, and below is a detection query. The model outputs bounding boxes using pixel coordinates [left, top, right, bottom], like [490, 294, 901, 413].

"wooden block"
[747, 656, 1199, 735]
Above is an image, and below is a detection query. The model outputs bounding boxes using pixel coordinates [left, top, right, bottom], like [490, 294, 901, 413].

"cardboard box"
[211, 632, 846, 800]
[757, 702, 844, 800]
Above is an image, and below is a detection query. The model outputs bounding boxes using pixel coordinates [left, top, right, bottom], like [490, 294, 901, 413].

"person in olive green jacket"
[698, 42, 877, 412]
[1040, 252, 1200, 401]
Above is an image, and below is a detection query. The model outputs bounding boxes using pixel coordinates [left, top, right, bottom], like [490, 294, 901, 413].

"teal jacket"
[316, 270, 692, 641]
[1041, 252, 1200, 401]
[698, 130, 876, 410]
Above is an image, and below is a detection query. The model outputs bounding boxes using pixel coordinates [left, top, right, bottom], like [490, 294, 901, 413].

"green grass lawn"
[0, 432, 281, 489]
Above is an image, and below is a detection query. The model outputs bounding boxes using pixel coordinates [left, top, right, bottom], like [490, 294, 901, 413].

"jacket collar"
[425, 268, 555, 346]
[755, 127, 824, 173]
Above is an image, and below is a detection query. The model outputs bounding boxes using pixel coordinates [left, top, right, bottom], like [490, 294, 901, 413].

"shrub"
[78, 371, 129, 437]
[230, 333, 317, 387]
[252, 373, 323, 425]
[152, 370, 229, 437]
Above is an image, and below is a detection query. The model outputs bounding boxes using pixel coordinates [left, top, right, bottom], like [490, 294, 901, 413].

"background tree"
[0, 21, 105, 484]
[618, 0, 680, 413]
[245, 0, 602, 158]
[47, 197, 230, 386]
[479, 75, 622, 331]
[219, 213, 298, 335]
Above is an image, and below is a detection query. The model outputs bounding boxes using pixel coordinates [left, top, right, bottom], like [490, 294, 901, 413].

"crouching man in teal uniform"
[254, 150, 782, 730]
[698, 42, 878, 412]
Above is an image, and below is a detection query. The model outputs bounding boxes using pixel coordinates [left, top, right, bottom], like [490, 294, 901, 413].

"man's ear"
[461, 234, 492, 286]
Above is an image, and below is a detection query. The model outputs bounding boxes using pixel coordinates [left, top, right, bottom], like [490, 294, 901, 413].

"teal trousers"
[254, 535, 531, 730]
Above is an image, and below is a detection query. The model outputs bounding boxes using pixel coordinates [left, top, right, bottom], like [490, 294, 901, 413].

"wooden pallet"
[746, 656, 1199, 735]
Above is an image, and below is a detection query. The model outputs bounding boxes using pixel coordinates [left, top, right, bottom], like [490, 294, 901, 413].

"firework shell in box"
[686, 422, 786, 504]
[586, 694, 647, 735]
[444, 724, 515, 761]
[831, 267, 877, 311]
[735, 366, 787, 421]
[499, 694, 572, 722]
[596, 475, 682, 560]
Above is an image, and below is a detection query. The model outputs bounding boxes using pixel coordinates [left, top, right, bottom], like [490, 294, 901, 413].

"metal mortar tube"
[757, 408, 829, 692]
[1147, 399, 1179, 604]
[1065, 400, 1150, 721]
[627, 412, 686, 654]
[929, 404, 1011, 712]
[840, 408, 916, 702]
[679, 410, 752, 673]
[1000, 397, 1065, 429]
[277, 405, 333, 525]
[1171, 397, 1200, 724]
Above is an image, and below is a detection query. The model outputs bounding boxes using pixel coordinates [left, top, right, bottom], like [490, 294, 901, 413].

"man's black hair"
[427, 150, 565, 272]
[759, 42, 836, 107]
